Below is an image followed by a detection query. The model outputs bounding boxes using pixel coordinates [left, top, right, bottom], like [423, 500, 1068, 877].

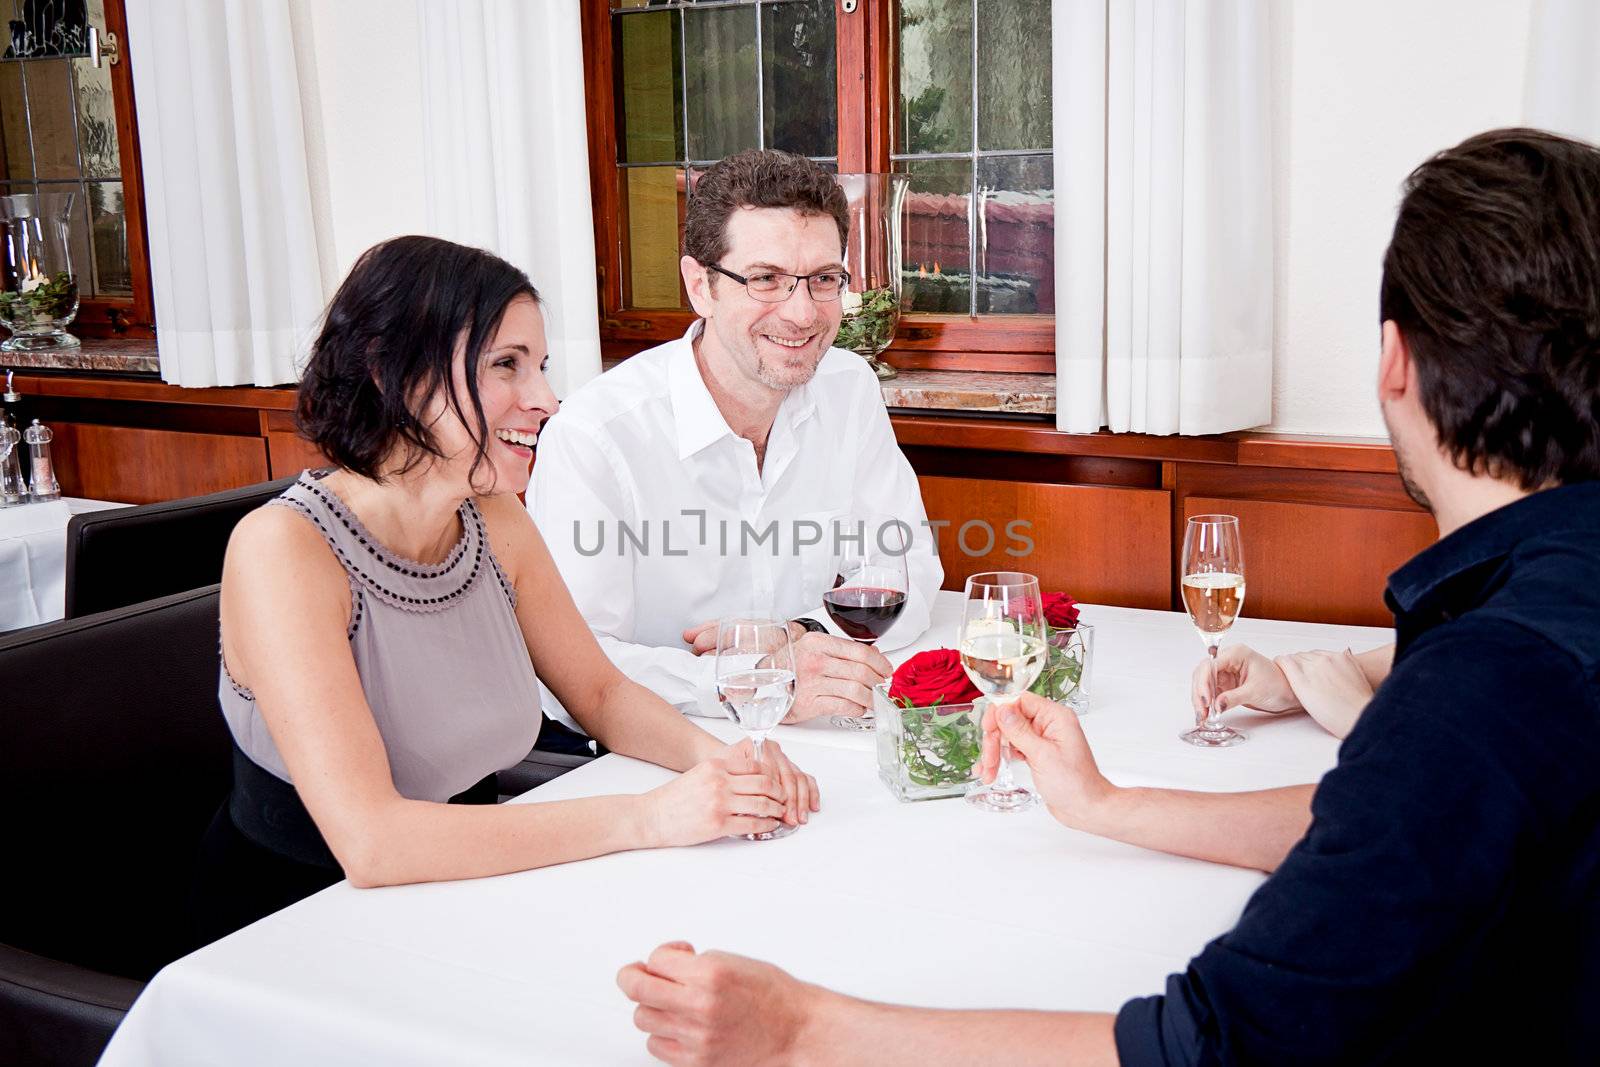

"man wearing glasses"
[530, 149, 942, 723]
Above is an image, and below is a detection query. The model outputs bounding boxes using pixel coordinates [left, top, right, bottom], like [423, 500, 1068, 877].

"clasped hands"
[1190, 644, 1375, 738]
[683, 618, 892, 724]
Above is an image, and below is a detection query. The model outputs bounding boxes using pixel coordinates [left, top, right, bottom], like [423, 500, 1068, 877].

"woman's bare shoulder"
[225, 501, 347, 594]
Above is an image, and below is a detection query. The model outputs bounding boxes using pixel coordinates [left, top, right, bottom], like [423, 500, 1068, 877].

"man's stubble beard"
[1384, 408, 1434, 512]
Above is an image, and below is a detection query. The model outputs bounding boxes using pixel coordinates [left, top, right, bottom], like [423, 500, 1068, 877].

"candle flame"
[932, 262, 942, 276]
[917, 263, 927, 278]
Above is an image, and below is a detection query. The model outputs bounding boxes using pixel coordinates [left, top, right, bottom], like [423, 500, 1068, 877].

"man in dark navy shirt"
[616, 128, 1600, 1066]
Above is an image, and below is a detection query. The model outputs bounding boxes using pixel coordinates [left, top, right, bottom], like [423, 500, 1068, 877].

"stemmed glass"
[825, 514, 909, 730]
[1180, 515, 1248, 747]
[714, 618, 799, 841]
[959, 572, 1047, 813]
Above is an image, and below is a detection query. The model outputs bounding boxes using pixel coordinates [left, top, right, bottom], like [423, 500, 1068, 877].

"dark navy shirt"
[1116, 481, 1600, 1066]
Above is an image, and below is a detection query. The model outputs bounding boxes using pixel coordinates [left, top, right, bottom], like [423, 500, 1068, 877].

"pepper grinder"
[0, 418, 23, 506]
[24, 419, 59, 501]
[1, 369, 18, 428]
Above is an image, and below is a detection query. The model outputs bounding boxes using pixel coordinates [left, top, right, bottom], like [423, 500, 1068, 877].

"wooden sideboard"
[13, 373, 1429, 628]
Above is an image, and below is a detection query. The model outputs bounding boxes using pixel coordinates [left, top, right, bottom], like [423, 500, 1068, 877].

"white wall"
[293, 1, 1539, 438]
[1268, 0, 1533, 436]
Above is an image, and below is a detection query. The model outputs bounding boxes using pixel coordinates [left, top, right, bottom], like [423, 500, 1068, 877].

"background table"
[0, 496, 127, 631]
[100, 593, 1389, 1066]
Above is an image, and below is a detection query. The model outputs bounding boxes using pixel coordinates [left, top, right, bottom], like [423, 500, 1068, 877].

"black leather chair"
[0, 586, 232, 1067]
[60, 473, 595, 792]
[63, 476, 296, 619]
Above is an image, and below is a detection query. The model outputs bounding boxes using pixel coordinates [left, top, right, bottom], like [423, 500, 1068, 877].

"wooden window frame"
[581, 0, 1053, 373]
[0, 0, 154, 339]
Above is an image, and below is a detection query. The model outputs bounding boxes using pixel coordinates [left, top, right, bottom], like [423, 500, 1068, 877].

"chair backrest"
[63, 476, 296, 619]
[0, 586, 232, 981]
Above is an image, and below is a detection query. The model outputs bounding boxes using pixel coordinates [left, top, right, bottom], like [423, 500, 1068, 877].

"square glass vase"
[874, 683, 982, 802]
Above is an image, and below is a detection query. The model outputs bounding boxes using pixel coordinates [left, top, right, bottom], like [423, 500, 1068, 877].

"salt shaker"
[24, 419, 59, 501]
[0, 419, 23, 506]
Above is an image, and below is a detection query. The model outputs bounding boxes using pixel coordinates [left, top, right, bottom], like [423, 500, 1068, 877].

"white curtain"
[1053, 0, 1273, 435]
[125, 0, 331, 387]
[416, 0, 602, 399]
[1525, 0, 1600, 143]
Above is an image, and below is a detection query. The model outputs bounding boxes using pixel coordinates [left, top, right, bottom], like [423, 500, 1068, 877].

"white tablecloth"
[100, 593, 1390, 1066]
[0, 496, 128, 631]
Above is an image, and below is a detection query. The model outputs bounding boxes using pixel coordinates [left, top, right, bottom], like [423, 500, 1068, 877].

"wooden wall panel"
[918, 476, 1171, 609]
[1182, 496, 1437, 628]
[261, 411, 325, 479]
[51, 423, 269, 504]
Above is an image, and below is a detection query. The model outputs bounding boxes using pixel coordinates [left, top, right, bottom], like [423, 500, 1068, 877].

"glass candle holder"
[0, 192, 81, 353]
[833, 173, 909, 381]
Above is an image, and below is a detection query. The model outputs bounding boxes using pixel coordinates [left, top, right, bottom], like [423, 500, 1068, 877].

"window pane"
[897, 158, 971, 313]
[898, 0, 972, 155]
[684, 5, 757, 161]
[976, 154, 1053, 314]
[762, 0, 836, 158]
[72, 54, 120, 179]
[22, 60, 77, 180]
[976, 0, 1052, 151]
[621, 165, 687, 309]
[0, 62, 31, 180]
[87, 179, 128, 295]
[615, 11, 683, 164]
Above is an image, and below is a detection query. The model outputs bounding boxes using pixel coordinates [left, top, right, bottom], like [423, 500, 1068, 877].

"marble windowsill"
[11, 342, 1056, 417]
[1, 337, 159, 375]
[879, 368, 1054, 415]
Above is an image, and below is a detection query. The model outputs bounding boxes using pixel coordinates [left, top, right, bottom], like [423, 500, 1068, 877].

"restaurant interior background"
[6, 0, 1590, 638]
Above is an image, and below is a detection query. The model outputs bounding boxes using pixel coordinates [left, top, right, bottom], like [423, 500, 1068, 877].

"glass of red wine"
[824, 514, 909, 730]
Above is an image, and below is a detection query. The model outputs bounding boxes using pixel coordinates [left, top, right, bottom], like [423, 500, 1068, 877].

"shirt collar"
[666, 319, 821, 461]
[667, 321, 737, 460]
[1386, 480, 1600, 617]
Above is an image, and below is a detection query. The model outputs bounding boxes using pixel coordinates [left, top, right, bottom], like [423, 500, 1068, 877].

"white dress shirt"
[529, 322, 942, 717]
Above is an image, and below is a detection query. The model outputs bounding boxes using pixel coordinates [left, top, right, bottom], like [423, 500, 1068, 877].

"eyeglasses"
[704, 263, 852, 303]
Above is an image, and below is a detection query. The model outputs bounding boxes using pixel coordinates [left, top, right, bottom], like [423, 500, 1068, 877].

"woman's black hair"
[297, 235, 538, 484]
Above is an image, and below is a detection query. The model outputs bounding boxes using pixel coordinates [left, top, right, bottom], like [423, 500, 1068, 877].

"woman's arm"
[483, 494, 820, 822]
[221, 505, 789, 889]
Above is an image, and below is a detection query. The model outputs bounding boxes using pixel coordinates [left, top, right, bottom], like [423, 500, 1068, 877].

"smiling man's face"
[687, 206, 845, 393]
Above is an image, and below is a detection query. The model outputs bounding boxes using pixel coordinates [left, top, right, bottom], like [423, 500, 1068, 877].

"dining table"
[98, 590, 1390, 1066]
[0, 496, 128, 631]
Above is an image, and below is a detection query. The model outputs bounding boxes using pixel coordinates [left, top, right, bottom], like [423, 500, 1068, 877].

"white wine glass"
[959, 572, 1047, 813]
[1180, 515, 1248, 748]
[714, 618, 799, 841]
[826, 513, 910, 731]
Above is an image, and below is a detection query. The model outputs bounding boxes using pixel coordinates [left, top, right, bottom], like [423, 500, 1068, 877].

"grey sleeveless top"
[218, 471, 542, 802]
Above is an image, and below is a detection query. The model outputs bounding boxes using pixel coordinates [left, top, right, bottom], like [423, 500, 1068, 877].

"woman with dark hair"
[197, 236, 818, 942]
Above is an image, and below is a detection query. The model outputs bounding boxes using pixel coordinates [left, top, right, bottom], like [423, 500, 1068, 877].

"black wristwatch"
[790, 617, 829, 635]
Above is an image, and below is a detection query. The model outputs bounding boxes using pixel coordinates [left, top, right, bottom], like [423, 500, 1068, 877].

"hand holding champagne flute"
[959, 572, 1047, 812]
[1181, 515, 1248, 747]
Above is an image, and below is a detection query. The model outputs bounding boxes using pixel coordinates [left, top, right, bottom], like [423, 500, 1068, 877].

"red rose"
[889, 649, 983, 708]
[1043, 592, 1080, 630]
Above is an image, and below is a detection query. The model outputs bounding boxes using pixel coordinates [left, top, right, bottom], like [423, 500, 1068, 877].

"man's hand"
[1275, 649, 1373, 739]
[979, 692, 1114, 830]
[1192, 644, 1303, 721]
[782, 632, 891, 722]
[617, 942, 817, 1065]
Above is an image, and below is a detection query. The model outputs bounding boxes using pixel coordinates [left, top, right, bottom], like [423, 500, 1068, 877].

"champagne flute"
[714, 618, 799, 841]
[1180, 515, 1248, 747]
[825, 514, 910, 730]
[959, 572, 1047, 813]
